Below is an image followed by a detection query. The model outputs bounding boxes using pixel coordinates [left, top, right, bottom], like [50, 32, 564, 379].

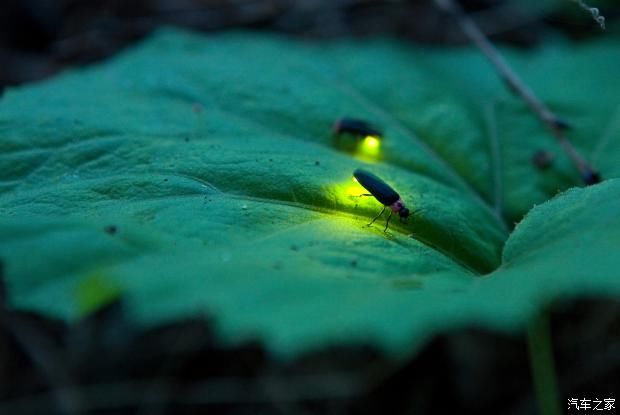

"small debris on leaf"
[532, 150, 555, 170]
[104, 225, 118, 235]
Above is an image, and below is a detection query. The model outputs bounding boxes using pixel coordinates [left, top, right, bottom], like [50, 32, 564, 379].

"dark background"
[1, 0, 618, 89]
[1, 1, 619, 414]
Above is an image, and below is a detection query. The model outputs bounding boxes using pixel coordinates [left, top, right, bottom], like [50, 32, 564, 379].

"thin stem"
[484, 103, 503, 218]
[527, 312, 561, 415]
[433, 0, 601, 185]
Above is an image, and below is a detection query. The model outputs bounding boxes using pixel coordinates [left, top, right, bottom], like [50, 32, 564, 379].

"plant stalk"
[527, 312, 561, 415]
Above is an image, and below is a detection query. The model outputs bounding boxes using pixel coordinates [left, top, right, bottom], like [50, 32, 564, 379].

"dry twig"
[433, 0, 601, 185]
[571, 0, 606, 29]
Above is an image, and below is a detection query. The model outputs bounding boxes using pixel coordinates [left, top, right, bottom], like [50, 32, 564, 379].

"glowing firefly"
[352, 168, 410, 232]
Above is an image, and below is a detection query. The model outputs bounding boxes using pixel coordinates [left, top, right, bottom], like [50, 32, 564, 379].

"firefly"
[353, 168, 410, 232]
[332, 118, 382, 138]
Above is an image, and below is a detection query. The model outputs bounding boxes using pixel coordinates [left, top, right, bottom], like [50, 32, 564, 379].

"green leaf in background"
[0, 29, 619, 357]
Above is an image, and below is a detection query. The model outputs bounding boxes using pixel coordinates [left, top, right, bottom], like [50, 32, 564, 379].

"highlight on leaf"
[344, 175, 367, 199]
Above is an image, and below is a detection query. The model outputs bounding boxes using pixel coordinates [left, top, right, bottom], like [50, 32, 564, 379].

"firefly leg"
[384, 211, 393, 232]
[352, 193, 373, 198]
[368, 206, 386, 226]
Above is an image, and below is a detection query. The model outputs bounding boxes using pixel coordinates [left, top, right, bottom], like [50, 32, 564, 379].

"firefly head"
[390, 199, 409, 220]
[399, 207, 410, 220]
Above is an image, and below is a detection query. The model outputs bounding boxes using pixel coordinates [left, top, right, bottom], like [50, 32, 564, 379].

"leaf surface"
[1, 29, 619, 356]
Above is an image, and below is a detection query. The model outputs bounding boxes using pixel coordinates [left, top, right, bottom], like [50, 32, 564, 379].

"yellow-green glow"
[344, 176, 369, 201]
[332, 177, 367, 200]
[76, 272, 122, 316]
[357, 135, 381, 158]
[363, 135, 380, 148]
[345, 184, 362, 197]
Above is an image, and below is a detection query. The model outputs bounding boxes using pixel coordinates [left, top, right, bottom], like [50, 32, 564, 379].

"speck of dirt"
[532, 150, 554, 170]
[290, 244, 299, 251]
[104, 225, 118, 235]
[184, 137, 190, 142]
[269, 158, 273, 162]
[351, 259, 357, 267]
[315, 160, 320, 166]
[163, 178, 168, 182]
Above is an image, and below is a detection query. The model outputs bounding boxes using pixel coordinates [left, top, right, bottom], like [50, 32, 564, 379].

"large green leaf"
[1, 29, 619, 357]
